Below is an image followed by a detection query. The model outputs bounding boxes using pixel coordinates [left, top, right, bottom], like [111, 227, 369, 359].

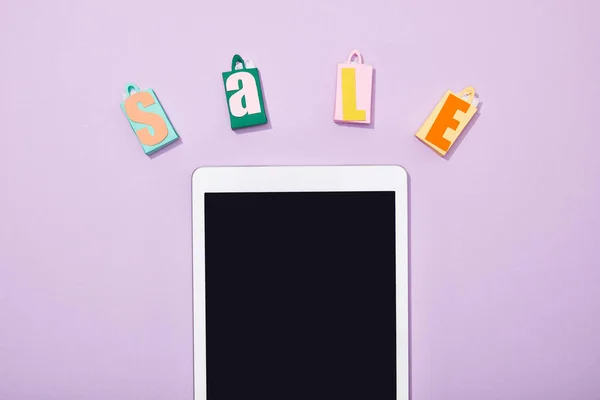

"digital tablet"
[191, 166, 409, 400]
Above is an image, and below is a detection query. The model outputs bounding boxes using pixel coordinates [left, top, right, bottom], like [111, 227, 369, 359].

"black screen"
[204, 192, 396, 400]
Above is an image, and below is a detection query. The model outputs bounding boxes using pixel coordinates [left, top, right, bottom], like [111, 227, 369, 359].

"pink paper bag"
[334, 50, 373, 124]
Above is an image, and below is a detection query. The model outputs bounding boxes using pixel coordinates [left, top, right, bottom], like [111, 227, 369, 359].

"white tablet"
[192, 166, 409, 400]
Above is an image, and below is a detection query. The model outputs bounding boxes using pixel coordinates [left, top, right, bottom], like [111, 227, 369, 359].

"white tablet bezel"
[192, 165, 409, 400]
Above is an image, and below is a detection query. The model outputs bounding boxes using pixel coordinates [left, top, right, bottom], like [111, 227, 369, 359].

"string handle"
[124, 83, 140, 97]
[346, 50, 364, 64]
[458, 87, 476, 104]
[231, 54, 246, 71]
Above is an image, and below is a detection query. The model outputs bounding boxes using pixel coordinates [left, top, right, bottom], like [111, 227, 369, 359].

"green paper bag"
[222, 55, 267, 129]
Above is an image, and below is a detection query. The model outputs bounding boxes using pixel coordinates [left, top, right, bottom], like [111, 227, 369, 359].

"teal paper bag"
[121, 83, 179, 155]
[222, 55, 267, 130]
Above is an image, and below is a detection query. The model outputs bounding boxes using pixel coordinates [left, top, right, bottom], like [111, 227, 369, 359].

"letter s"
[124, 92, 169, 146]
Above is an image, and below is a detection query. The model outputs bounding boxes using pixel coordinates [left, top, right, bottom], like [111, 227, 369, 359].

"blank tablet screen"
[204, 192, 396, 400]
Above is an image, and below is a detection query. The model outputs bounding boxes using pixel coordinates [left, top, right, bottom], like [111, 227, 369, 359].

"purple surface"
[1, 0, 600, 398]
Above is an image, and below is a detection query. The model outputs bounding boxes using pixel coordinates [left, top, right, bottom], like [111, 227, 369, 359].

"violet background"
[1, 0, 600, 398]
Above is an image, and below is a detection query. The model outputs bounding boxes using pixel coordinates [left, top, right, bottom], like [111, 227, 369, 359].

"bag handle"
[346, 49, 364, 64]
[124, 83, 140, 97]
[458, 87, 476, 104]
[231, 54, 246, 71]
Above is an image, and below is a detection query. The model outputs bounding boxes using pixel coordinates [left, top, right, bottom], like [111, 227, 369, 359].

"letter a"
[226, 72, 261, 117]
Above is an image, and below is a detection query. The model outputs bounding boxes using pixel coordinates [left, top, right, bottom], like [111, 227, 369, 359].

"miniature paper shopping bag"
[121, 83, 179, 155]
[415, 87, 479, 156]
[334, 50, 373, 124]
[222, 55, 267, 130]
